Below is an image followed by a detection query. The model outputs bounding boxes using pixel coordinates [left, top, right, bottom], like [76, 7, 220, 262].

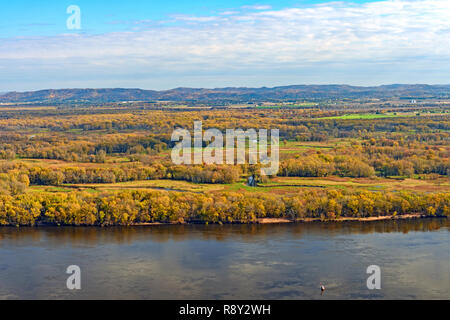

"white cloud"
[241, 5, 273, 10]
[0, 0, 449, 90]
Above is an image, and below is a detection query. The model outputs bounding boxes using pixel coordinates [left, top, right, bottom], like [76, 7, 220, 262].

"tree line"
[0, 189, 448, 226]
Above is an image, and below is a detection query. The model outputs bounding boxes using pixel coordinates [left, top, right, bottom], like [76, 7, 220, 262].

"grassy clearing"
[0, 106, 57, 111]
[279, 140, 345, 154]
[317, 113, 415, 120]
[260, 176, 450, 193]
[28, 186, 76, 193]
[26, 176, 449, 196]
[255, 103, 318, 109]
[9, 158, 138, 169]
[64, 179, 225, 193]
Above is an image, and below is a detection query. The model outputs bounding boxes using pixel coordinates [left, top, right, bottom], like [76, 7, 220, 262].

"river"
[0, 218, 448, 299]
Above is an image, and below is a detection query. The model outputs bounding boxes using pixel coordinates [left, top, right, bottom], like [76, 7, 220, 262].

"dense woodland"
[0, 102, 448, 226]
[0, 189, 448, 226]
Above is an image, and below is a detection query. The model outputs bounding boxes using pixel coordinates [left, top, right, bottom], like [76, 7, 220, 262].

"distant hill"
[1, 84, 449, 104]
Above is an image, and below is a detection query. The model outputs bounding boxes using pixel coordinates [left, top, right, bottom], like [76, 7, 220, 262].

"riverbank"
[2, 214, 446, 228]
[130, 214, 438, 226]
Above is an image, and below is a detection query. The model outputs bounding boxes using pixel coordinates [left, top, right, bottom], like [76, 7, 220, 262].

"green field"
[255, 103, 318, 109]
[317, 113, 413, 120]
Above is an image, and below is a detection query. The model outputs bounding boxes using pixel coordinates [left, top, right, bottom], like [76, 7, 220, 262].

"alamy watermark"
[66, 265, 81, 290]
[171, 121, 279, 176]
[366, 265, 381, 290]
[66, 5, 81, 30]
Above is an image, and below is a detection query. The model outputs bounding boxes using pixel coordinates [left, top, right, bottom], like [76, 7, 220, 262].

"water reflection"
[0, 218, 448, 300]
[1, 218, 448, 247]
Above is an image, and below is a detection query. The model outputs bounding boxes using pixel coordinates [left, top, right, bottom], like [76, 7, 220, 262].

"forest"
[0, 99, 448, 226]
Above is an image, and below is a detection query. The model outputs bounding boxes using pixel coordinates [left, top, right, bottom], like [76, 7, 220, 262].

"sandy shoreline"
[131, 214, 440, 226]
[256, 214, 427, 224]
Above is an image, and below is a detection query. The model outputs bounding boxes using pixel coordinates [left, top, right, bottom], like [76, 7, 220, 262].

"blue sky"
[1, 0, 380, 37]
[0, 0, 449, 91]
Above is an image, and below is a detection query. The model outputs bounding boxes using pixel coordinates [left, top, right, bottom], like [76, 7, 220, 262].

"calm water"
[0, 219, 449, 300]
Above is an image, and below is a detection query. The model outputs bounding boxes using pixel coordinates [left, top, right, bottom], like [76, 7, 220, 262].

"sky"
[0, 0, 449, 91]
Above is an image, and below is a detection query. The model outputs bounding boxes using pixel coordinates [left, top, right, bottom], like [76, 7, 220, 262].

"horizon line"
[3, 83, 450, 94]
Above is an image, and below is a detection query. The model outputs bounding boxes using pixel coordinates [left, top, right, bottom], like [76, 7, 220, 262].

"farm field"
[317, 112, 412, 120]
